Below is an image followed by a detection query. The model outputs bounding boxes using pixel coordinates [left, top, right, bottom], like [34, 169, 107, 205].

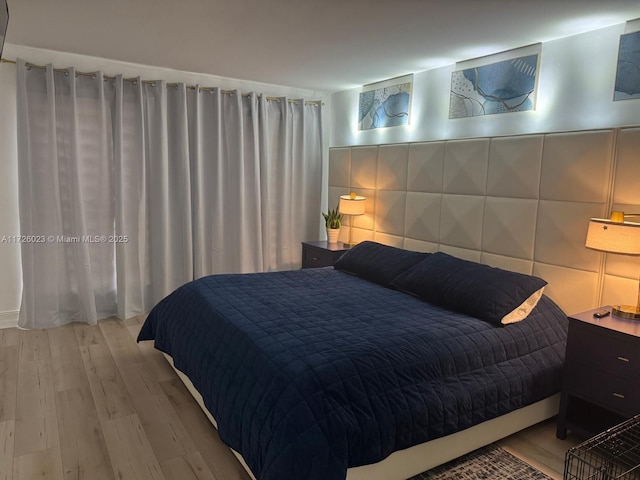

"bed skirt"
[162, 352, 560, 480]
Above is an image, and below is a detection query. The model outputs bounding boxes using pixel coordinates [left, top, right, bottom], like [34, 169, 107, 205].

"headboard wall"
[328, 126, 640, 315]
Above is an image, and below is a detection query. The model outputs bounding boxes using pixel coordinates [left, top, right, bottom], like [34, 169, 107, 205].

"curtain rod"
[0, 57, 322, 106]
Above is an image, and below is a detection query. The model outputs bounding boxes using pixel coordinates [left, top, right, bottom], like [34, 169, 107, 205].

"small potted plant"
[322, 205, 343, 243]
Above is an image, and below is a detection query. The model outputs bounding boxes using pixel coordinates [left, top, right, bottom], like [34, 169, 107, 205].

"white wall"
[0, 55, 20, 328]
[331, 23, 640, 146]
[0, 43, 332, 328]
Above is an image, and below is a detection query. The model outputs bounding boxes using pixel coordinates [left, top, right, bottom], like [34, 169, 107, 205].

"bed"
[137, 242, 568, 480]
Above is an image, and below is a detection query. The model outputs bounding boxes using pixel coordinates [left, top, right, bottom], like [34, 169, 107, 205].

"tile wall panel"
[480, 252, 534, 275]
[350, 146, 378, 190]
[482, 197, 538, 259]
[533, 263, 599, 314]
[438, 245, 482, 262]
[539, 130, 614, 203]
[404, 192, 442, 243]
[407, 142, 445, 192]
[403, 238, 438, 253]
[351, 189, 376, 231]
[375, 191, 407, 236]
[344, 227, 375, 245]
[373, 232, 405, 248]
[328, 148, 351, 188]
[613, 128, 640, 205]
[534, 200, 605, 271]
[602, 275, 639, 309]
[603, 238, 640, 280]
[602, 127, 640, 308]
[377, 144, 409, 191]
[439, 195, 485, 250]
[442, 139, 490, 195]
[328, 186, 345, 212]
[487, 135, 543, 199]
[327, 126, 638, 313]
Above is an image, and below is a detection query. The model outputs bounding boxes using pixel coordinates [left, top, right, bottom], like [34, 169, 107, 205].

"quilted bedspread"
[137, 267, 567, 480]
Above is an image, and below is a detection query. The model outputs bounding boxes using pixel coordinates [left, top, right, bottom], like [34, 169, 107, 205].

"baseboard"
[0, 310, 19, 329]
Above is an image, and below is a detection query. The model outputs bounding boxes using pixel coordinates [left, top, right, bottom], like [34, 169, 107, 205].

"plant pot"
[327, 228, 340, 244]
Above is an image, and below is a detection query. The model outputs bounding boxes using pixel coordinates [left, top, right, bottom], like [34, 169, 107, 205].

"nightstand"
[556, 307, 640, 439]
[301, 241, 350, 268]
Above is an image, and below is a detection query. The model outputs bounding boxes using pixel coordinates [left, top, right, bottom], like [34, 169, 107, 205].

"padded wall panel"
[439, 195, 485, 249]
[443, 139, 490, 195]
[612, 128, 640, 205]
[338, 226, 349, 244]
[328, 186, 345, 213]
[404, 192, 442, 242]
[607, 198, 640, 282]
[351, 146, 378, 190]
[487, 135, 543, 199]
[535, 200, 605, 271]
[603, 253, 640, 280]
[601, 275, 639, 310]
[533, 263, 599, 315]
[438, 245, 481, 262]
[403, 238, 438, 253]
[480, 252, 534, 275]
[328, 125, 638, 313]
[375, 191, 407, 235]
[377, 144, 409, 191]
[329, 148, 351, 188]
[351, 189, 376, 230]
[407, 142, 445, 192]
[539, 130, 614, 202]
[373, 232, 404, 248]
[346, 228, 375, 245]
[482, 197, 538, 259]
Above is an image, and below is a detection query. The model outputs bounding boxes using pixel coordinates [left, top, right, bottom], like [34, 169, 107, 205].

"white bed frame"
[164, 352, 560, 480]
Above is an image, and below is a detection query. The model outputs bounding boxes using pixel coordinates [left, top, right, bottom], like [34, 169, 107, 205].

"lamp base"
[612, 305, 640, 320]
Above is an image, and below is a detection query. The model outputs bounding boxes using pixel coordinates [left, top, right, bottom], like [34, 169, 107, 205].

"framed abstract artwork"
[449, 44, 541, 118]
[358, 74, 413, 130]
[614, 30, 640, 101]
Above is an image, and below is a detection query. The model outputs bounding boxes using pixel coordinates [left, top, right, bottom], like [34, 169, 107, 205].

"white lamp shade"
[339, 195, 366, 215]
[585, 218, 640, 255]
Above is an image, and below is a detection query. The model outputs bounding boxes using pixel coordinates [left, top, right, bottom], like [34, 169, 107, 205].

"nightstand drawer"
[567, 369, 640, 417]
[566, 320, 640, 378]
[301, 241, 349, 268]
[302, 247, 335, 267]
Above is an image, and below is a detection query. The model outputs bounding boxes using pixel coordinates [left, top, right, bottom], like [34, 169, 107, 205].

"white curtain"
[16, 60, 322, 329]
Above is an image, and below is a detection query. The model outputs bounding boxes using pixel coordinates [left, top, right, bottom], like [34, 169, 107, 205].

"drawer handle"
[617, 356, 630, 363]
[613, 393, 625, 399]
[312, 257, 318, 261]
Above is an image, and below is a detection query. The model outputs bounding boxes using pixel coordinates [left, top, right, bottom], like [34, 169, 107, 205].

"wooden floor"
[0, 316, 582, 480]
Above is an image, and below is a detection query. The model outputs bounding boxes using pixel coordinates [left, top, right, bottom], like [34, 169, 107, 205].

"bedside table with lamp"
[302, 193, 366, 268]
[556, 211, 640, 439]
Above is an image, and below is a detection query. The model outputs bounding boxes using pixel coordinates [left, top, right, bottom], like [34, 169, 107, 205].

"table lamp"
[339, 193, 366, 247]
[585, 211, 640, 319]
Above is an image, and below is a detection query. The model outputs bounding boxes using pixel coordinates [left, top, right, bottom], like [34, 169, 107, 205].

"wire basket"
[564, 414, 640, 480]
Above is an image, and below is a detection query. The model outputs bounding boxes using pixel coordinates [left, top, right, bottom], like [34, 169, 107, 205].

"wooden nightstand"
[556, 307, 640, 439]
[301, 241, 350, 268]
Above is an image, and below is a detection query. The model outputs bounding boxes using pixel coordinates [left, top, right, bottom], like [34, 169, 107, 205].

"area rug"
[410, 444, 554, 480]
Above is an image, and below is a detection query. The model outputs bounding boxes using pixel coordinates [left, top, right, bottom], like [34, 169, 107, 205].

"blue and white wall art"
[358, 74, 413, 130]
[614, 30, 640, 101]
[450, 46, 540, 118]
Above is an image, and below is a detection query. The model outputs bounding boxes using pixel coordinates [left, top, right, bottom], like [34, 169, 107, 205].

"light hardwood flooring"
[0, 317, 582, 480]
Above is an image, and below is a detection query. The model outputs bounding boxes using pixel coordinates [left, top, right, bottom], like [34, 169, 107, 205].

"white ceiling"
[5, 0, 640, 92]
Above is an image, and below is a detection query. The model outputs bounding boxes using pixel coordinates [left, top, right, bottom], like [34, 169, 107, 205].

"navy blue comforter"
[137, 267, 567, 480]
